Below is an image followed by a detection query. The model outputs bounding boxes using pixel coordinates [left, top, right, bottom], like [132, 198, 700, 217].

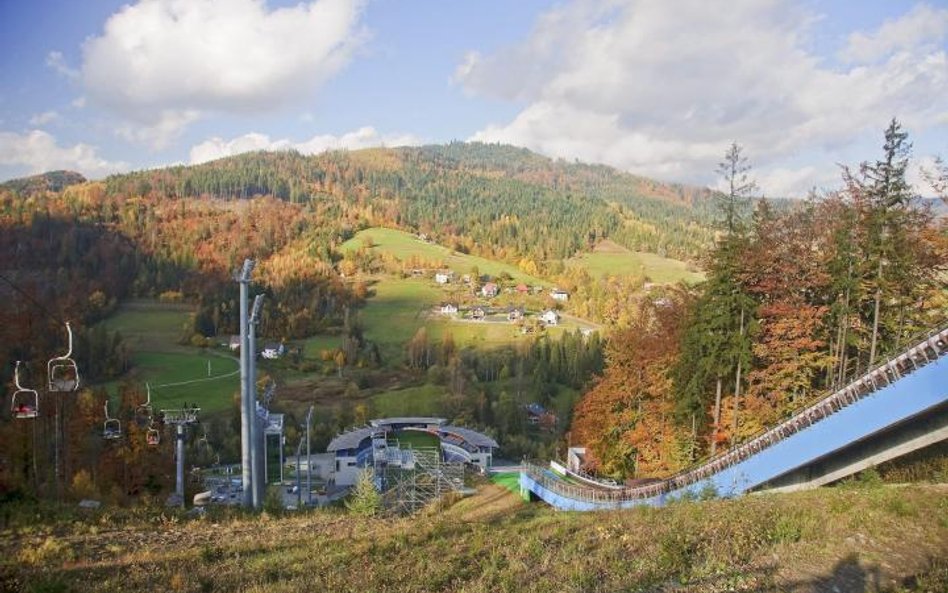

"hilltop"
[99, 142, 717, 262]
[0, 170, 86, 196]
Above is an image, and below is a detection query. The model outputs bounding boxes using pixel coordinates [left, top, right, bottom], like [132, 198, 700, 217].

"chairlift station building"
[327, 417, 498, 487]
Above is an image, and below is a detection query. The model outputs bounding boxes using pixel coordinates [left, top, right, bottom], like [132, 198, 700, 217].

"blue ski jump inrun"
[520, 325, 948, 511]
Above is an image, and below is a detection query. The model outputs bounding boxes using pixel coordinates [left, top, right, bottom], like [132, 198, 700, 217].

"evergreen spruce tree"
[346, 469, 381, 516]
[674, 142, 757, 454]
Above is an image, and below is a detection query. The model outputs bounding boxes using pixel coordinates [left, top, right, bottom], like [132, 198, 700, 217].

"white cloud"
[459, 0, 948, 196]
[28, 111, 60, 126]
[0, 130, 128, 178]
[46, 51, 79, 79]
[839, 3, 948, 64]
[189, 126, 422, 164]
[116, 110, 201, 150]
[80, 0, 367, 146]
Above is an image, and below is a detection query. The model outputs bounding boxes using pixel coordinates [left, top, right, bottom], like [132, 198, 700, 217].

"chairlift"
[136, 383, 153, 421]
[48, 321, 80, 392]
[146, 423, 161, 447]
[11, 361, 39, 419]
[103, 401, 122, 440]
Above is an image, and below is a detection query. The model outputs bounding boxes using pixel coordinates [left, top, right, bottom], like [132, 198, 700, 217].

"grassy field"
[101, 299, 192, 352]
[100, 300, 239, 414]
[568, 240, 705, 284]
[490, 471, 521, 494]
[3, 483, 946, 592]
[371, 383, 445, 417]
[391, 429, 442, 449]
[326, 277, 592, 365]
[129, 351, 239, 414]
[342, 227, 546, 285]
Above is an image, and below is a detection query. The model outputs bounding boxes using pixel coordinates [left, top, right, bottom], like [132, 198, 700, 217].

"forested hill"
[0, 170, 86, 196]
[100, 143, 717, 261]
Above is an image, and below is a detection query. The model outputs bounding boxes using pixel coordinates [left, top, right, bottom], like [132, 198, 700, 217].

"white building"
[440, 303, 459, 315]
[261, 342, 285, 359]
[435, 270, 454, 284]
[551, 289, 569, 302]
[540, 310, 560, 326]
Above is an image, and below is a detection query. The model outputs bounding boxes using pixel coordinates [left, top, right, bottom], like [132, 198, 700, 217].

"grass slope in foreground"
[3, 484, 946, 593]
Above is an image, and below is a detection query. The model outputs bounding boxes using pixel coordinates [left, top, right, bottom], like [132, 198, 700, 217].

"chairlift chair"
[136, 383, 153, 422]
[146, 423, 161, 447]
[103, 402, 122, 440]
[48, 322, 80, 392]
[11, 361, 39, 419]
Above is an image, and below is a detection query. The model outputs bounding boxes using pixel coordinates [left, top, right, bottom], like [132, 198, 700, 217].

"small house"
[507, 307, 524, 322]
[540, 310, 560, 326]
[435, 270, 454, 285]
[550, 289, 569, 302]
[515, 283, 529, 295]
[525, 403, 546, 424]
[228, 335, 241, 351]
[471, 307, 486, 321]
[440, 303, 459, 316]
[262, 342, 285, 359]
[481, 282, 499, 298]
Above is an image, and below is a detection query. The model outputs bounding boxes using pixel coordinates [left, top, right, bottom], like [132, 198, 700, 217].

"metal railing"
[524, 323, 948, 505]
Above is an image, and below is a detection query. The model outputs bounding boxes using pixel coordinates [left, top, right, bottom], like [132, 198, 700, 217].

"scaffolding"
[379, 446, 465, 515]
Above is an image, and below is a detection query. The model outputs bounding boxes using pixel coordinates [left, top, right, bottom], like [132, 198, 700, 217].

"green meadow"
[567, 240, 704, 284]
[342, 226, 546, 285]
[101, 300, 239, 414]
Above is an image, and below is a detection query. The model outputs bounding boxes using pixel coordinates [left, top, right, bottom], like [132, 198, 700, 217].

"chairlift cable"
[0, 271, 68, 326]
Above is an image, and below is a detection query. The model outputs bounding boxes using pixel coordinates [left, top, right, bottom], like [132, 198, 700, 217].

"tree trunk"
[869, 256, 883, 368]
[732, 307, 745, 441]
[711, 377, 722, 456]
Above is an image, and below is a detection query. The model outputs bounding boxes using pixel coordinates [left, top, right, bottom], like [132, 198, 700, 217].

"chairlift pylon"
[48, 321, 80, 392]
[103, 401, 122, 440]
[11, 361, 39, 419]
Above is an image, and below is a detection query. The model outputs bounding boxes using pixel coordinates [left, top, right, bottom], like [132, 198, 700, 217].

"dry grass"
[1, 484, 946, 593]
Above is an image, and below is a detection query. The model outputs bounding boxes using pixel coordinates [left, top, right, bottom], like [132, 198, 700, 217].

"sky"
[0, 0, 946, 197]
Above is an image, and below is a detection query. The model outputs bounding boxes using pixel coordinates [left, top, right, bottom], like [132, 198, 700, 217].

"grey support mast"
[162, 406, 200, 505]
[249, 294, 265, 509]
[236, 259, 255, 508]
[305, 405, 314, 506]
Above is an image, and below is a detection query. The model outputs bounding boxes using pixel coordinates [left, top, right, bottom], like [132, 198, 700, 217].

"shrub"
[346, 470, 381, 516]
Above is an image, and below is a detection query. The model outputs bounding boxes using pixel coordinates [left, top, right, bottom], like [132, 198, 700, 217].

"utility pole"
[296, 437, 303, 509]
[306, 405, 313, 506]
[249, 294, 264, 509]
[236, 259, 254, 508]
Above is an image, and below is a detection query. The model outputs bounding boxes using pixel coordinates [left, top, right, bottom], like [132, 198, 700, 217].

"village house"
[471, 307, 487, 321]
[507, 307, 524, 322]
[435, 270, 454, 284]
[228, 335, 241, 351]
[550, 289, 569, 302]
[481, 282, 499, 298]
[540, 309, 560, 326]
[261, 342, 285, 359]
[440, 303, 459, 316]
[515, 283, 529, 295]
